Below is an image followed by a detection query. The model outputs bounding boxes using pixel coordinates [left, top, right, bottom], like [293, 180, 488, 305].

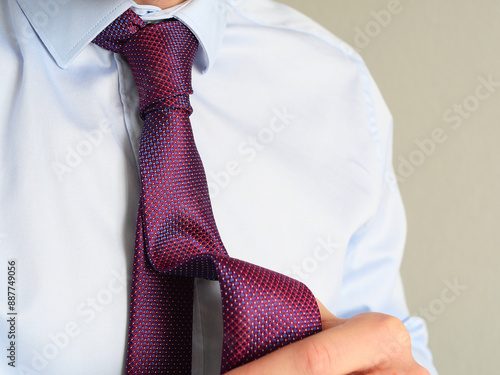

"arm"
[228, 61, 436, 375]
[332, 70, 437, 374]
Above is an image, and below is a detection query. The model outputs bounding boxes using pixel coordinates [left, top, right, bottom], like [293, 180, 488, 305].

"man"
[0, 0, 437, 373]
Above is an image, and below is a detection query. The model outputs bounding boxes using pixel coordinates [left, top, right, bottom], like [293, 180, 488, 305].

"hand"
[226, 300, 429, 375]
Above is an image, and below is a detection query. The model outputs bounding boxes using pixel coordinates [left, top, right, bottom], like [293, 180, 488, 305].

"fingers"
[224, 312, 377, 375]
[225, 312, 428, 375]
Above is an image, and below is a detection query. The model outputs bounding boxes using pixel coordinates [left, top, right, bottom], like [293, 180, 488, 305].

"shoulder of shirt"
[226, 0, 391, 170]
[226, 0, 364, 65]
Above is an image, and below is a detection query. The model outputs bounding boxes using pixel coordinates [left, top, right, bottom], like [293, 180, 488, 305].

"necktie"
[93, 9, 321, 374]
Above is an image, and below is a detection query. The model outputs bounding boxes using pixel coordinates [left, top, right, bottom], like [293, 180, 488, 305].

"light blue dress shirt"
[0, 0, 437, 374]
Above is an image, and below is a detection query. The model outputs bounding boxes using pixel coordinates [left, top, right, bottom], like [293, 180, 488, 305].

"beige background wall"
[279, 1, 500, 374]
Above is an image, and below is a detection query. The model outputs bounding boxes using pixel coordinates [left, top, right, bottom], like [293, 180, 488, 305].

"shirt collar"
[15, 0, 228, 72]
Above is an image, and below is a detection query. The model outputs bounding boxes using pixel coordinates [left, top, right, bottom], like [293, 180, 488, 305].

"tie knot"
[93, 9, 199, 117]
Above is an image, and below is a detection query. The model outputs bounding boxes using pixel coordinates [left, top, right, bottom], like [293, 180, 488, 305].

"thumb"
[316, 299, 346, 330]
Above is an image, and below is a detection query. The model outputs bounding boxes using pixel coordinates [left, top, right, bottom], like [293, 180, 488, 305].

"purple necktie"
[93, 9, 321, 374]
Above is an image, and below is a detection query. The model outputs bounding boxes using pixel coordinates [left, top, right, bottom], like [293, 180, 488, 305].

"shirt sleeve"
[333, 67, 438, 375]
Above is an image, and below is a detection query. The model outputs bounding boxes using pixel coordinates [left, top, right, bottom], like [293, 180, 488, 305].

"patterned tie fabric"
[93, 9, 321, 374]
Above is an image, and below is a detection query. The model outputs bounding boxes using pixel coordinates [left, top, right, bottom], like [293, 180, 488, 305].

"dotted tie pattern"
[93, 9, 321, 374]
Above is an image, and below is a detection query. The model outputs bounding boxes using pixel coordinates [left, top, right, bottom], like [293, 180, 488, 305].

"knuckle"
[379, 314, 406, 334]
[413, 364, 431, 375]
[365, 313, 413, 366]
[379, 315, 411, 346]
[405, 365, 431, 375]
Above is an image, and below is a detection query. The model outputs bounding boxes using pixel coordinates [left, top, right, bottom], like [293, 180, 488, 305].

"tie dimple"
[93, 9, 322, 374]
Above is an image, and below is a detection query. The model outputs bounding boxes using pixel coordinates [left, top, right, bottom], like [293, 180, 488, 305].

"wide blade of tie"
[93, 9, 321, 374]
